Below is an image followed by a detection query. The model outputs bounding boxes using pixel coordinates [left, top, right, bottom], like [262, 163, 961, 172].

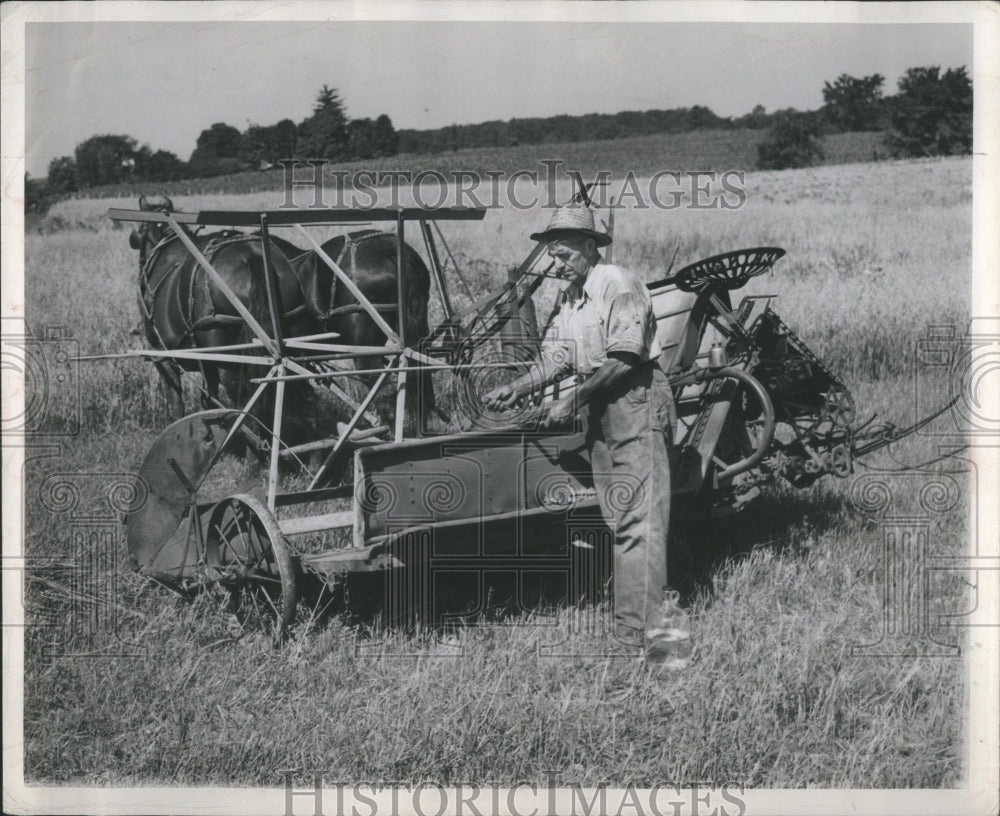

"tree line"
[396, 105, 727, 153]
[27, 66, 971, 211]
[30, 85, 399, 205]
[395, 66, 970, 169]
[757, 66, 972, 169]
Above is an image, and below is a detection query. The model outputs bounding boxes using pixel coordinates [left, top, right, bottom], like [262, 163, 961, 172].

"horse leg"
[404, 327, 437, 435]
[401, 244, 436, 434]
[193, 324, 236, 409]
[155, 359, 185, 419]
[337, 311, 396, 428]
[201, 363, 221, 410]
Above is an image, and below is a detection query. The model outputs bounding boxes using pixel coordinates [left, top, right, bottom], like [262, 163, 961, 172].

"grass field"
[61, 128, 888, 204]
[19, 155, 971, 789]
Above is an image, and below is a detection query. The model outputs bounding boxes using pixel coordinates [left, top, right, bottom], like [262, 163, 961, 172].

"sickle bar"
[851, 394, 962, 460]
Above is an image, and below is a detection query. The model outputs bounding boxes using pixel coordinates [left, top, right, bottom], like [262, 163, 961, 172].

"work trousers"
[586, 363, 674, 643]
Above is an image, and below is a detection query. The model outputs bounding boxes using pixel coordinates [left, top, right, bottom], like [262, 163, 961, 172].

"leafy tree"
[512, 117, 547, 145]
[25, 173, 49, 213]
[130, 145, 153, 178]
[273, 119, 298, 159]
[198, 122, 243, 157]
[239, 124, 273, 166]
[191, 122, 241, 160]
[189, 122, 244, 176]
[733, 104, 770, 130]
[46, 156, 78, 195]
[74, 134, 138, 187]
[757, 112, 825, 170]
[687, 105, 722, 130]
[239, 121, 298, 167]
[372, 114, 399, 157]
[144, 149, 186, 182]
[822, 74, 886, 131]
[347, 118, 377, 160]
[297, 85, 349, 160]
[886, 66, 972, 157]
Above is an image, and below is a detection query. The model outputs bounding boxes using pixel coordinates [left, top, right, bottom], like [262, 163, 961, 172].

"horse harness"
[139, 231, 259, 349]
[138, 228, 398, 350]
[322, 230, 400, 321]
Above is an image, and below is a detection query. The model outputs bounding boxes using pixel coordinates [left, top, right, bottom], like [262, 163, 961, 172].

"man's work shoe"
[645, 590, 692, 671]
[606, 625, 644, 660]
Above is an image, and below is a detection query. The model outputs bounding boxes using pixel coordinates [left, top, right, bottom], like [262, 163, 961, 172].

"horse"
[129, 195, 436, 440]
[130, 195, 311, 418]
[266, 229, 437, 433]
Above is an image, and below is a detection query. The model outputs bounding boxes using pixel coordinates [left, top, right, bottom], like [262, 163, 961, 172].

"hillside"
[59, 129, 887, 203]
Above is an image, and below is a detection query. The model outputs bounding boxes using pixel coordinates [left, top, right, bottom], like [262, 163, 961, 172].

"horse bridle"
[130, 207, 174, 270]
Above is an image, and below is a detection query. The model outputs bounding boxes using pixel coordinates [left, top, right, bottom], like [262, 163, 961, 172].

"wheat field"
[19, 156, 972, 788]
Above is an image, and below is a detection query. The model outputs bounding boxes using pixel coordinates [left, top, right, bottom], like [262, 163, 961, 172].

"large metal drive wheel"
[205, 494, 299, 635]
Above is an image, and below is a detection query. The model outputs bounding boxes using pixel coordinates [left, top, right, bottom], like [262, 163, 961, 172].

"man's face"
[547, 237, 594, 287]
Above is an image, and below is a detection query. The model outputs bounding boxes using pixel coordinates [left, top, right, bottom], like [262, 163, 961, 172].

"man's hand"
[541, 396, 576, 429]
[482, 383, 518, 411]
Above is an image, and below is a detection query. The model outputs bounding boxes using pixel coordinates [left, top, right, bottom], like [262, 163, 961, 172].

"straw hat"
[530, 205, 611, 247]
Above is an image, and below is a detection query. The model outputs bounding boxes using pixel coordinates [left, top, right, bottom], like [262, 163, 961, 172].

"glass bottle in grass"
[645, 588, 692, 670]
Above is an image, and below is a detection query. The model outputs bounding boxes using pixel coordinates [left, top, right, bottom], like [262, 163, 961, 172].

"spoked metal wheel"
[204, 494, 299, 636]
[821, 385, 856, 429]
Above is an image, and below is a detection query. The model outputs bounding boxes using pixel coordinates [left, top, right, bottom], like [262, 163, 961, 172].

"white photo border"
[2, 2, 997, 815]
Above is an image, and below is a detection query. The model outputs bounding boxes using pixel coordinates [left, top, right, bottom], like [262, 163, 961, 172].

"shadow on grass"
[669, 485, 850, 602]
[294, 484, 852, 635]
[121, 484, 851, 642]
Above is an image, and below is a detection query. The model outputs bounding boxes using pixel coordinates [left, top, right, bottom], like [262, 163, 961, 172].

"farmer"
[483, 205, 687, 668]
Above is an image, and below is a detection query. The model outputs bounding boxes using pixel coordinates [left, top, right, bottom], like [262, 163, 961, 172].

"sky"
[25, 20, 973, 178]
